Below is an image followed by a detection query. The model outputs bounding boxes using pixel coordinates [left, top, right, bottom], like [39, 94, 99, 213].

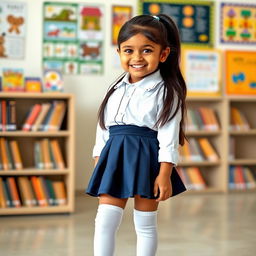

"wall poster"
[138, 0, 214, 47]
[181, 48, 221, 96]
[0, 1, 26, 59]
[112, 6, 132, 45]
[220, 3, 256, 45]
[43, 2, 104, 75]
[226, 51, 256, 95]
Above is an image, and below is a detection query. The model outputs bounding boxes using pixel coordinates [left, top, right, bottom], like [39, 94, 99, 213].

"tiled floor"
[1, 192, 256, 256]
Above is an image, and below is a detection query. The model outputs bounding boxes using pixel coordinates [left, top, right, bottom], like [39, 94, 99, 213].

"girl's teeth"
[132, 65, 144, 68]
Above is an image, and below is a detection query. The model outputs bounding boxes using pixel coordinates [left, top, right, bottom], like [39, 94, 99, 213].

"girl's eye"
[124, 49, 133, 54]
[143, 49, 153, 53]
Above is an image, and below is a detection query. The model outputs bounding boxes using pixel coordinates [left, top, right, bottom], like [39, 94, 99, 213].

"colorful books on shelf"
[0, 176, 67, 208]
[0, 138, 23, 171]
[229, 166, 256, 190]
[0, 100, 17, 131]
[177, 167, 207, 190]
[22, 101, 66, 131]
[230, 107, 250, 131]
[186, 107, 220, 132]
[179, 138, 219, 162]
[34, 139, 65, 170]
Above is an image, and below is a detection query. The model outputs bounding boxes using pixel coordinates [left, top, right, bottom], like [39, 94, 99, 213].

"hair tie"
[152, 15, 160, 21]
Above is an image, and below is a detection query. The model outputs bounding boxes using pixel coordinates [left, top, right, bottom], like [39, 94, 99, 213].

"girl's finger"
[154, 183, 159, 197]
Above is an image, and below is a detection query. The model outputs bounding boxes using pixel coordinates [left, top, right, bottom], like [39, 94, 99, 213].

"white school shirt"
[93, 70, 181, 165]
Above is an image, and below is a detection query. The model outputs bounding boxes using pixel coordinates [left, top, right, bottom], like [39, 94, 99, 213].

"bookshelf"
[227, 96, 256, 192]
[0, 92, 75, 215]
[179, 96, 228, 193]
[179, 95, 256, 194]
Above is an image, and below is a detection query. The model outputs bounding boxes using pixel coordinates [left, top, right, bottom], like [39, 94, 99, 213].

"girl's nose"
[133, 52, 143, 61]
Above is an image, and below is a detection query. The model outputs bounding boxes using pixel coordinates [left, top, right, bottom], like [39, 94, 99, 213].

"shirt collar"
[114, 70, 163, 91]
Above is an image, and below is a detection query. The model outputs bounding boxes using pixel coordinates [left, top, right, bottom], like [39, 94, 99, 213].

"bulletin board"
[138, 0, 214, 47]
[220, 3, 256, 45]
[226, 51, 256, 95]
[181, 48, 221, 96]
[43, 2, 104, 75]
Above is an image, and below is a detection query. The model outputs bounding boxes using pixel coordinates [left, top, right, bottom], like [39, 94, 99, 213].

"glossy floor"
[1, 193, 256, 256]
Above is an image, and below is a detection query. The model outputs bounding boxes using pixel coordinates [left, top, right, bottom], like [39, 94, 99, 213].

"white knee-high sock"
[94, 204, 124, 256]
[134, 209, 158, 256]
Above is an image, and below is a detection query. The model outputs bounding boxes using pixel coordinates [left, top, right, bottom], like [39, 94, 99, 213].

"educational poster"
[226, 51, 256, 95]
[43, 2, 104, 75]
[138, 0, 214, 47]
[181, 48, 221, 96]
[0, 2, 26, 59]
[220, 3, 256, 44]
[112, 6, 132, 45]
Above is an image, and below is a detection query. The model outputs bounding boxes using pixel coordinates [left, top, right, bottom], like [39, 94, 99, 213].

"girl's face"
[118, 33, 170, 83]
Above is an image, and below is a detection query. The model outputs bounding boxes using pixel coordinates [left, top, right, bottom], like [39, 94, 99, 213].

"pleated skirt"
[86, 125, 186, 199]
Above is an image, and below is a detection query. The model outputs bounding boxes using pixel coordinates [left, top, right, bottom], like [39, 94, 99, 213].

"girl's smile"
[118, 33, 170, 83]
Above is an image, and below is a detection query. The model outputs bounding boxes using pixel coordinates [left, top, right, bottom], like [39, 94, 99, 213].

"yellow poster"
[226, 51, 256, 95]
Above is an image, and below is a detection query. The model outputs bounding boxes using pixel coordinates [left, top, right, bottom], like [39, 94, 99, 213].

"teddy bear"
[7, 15, 24, 34]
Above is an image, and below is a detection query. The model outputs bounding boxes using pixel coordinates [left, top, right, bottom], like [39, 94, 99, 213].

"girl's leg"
[94, 194, 128, 256]
[134, 195, 159, 256]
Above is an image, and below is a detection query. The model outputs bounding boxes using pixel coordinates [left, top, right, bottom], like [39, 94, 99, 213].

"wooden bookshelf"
[181, 96, 228, 193]
[0, 92, 75, 215]
[226, 96, 256, 193]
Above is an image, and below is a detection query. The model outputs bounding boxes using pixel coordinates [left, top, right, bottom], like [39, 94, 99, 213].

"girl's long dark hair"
[98, 14, 187, 145]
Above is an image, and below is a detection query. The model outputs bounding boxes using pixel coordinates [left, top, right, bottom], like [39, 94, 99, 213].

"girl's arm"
[94, 156, 99, 167]
[154, 162, 173, 202]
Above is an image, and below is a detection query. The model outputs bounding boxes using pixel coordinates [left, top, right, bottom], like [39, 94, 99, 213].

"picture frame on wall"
[226, 51, 256, 95]
[181, 48, 221, 96]
[138, 0, 214, 48]
[112, 5, 132, 45]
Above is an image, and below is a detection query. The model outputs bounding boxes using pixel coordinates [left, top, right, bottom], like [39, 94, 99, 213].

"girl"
[86, 14, 187, 256]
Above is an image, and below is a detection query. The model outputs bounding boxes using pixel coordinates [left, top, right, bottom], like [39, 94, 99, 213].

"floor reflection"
[0, 193, 256, 256]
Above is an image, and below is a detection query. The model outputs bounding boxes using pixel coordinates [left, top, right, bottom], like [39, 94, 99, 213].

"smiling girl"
[86, 14, 187, 256]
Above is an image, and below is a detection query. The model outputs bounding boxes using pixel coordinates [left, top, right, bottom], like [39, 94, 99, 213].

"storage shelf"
[229, 159, 256, 165]
[186, 130, 222, 136]
[0, 205, 73, 215]
[0, 131, 70, 137]
[229, 129, 256, 135]
[0, 169, 70, 175]
[185, 187, 223, 194]
[178, 160, 221, 167]
[0, 92, 73, 99]
[186, 96, 223, 101]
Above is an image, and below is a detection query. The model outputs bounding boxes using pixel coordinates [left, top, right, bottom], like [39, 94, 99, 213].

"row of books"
[186, 107, 220, 132]
[179, 138, 219, 162]
[0, 176, 67, 208]
[229, 166, 256, 190]
[22, 101, 66, 131]
[0, 100, 16, 131]
[177, 167, 207, 191]
[0, 138, 65, 171]
[230, 107, 251, 131]
[35, 138, 65, 169]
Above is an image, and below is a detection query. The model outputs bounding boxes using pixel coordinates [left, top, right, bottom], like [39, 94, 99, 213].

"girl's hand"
[154, 174, 172, 201]
[94, 156, 99, 167]
[154, 162, 173, 202]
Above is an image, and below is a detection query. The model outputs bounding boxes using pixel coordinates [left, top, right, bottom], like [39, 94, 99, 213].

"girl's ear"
[160, 47, 171, 63]
[117, 48, 120, 54]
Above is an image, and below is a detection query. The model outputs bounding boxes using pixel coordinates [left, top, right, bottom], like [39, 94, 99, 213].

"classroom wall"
[0, 0, 255, 190]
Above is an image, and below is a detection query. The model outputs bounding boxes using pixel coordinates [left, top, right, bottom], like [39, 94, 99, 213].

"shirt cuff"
[158, 147, 179, 165]
[92, 144, 104, 158]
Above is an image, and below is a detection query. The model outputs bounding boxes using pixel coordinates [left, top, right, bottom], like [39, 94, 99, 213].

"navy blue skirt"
[86, 125, 186, 199]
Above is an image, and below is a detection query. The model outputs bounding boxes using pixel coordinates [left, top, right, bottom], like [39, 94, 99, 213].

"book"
[7, 177, 21, 207]
[0, 177, 7, 208]
[230, 107, 250, 131]
[198, 138, 219, 162]
[25, 77, 42, 93]
[2, 68, 24, 92]
[22, 104, 42, 131]
[0, 138, 9, 170]
[10, 140, 23, 170]
[41, 139, 53, 169]
[52, 181, 67, 205]
[50, 139, 65, 169]
[6, 100, 17, 131]
[17, 177, 34, 207]
[31, 103, 51, 131]
[1, 100, 7, 131]
[186, 167, 206, 190]
[31, 176, 47, 207]
[47, 101, 66, 131]
[43, 69, 63, 92]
